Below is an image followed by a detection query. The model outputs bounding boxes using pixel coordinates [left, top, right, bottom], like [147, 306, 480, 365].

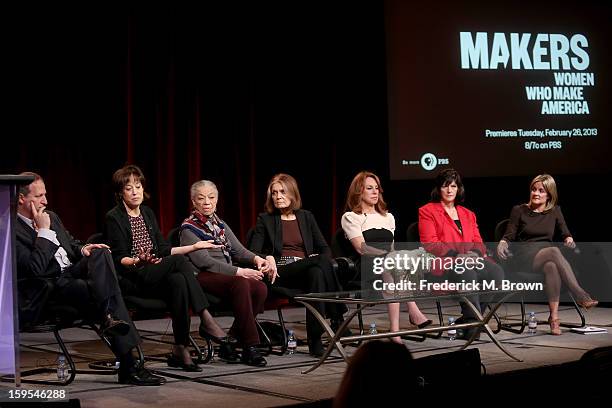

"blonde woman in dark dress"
[497, 174, 598, 335]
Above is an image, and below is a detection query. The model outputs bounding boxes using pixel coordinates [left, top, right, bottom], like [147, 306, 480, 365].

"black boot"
[455, 316, 481, 341]
[241, 346, 267, 367]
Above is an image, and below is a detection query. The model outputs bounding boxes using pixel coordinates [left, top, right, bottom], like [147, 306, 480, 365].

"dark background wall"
[4, 3, 611, 244]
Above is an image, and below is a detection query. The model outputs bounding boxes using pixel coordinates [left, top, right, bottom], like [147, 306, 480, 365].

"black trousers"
[446, 258, 505, 320]
[274, 254, 347, 340]
[135, 254, 209, 346]
[54, 248, 139, 356]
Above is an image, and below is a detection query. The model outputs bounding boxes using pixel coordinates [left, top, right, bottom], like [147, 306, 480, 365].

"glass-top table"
[294, 289, 522, 373]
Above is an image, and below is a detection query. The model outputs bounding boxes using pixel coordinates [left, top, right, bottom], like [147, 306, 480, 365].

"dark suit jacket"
[105, 204, 172, 275]
[249, 209, 331, 259]
[16, 211, 84, 281]
[15, 211, 84, 326]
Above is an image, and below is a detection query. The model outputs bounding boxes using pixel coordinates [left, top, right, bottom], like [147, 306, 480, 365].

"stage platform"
[2, 300, 611, 407]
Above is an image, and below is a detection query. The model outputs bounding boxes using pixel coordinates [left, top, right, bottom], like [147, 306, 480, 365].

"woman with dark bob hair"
[419, 168, 503, 339]
[105, 165, 235, 372]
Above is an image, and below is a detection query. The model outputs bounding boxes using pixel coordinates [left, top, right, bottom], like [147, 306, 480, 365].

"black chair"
[167, 227, 180, 247]
[330, 228, 360, 289]
[87, 232, 213, 365]
[2, 278, 116, 385]
[331, 228, 361, 290]
[493, 219, 585, 333]
[404, 222, 421, 250]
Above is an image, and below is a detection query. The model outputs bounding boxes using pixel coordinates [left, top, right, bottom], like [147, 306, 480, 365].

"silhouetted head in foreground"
[333, 341, 417, 408]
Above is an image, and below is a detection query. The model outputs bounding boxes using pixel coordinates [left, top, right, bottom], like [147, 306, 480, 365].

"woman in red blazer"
[419, 169, 503, 338]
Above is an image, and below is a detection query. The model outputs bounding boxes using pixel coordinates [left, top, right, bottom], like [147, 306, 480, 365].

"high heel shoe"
[409, 317, 433, 329]
[199, 324, 233, 345]
[199, 325, 240, 363]
[548, 317, 561, 335]
[167, 354, 203, 372]
[577, 298, 598, 311]
[198, 325, 240, 364]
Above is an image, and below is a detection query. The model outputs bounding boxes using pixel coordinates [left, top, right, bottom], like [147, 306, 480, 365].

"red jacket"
[418, 202, 488, 276]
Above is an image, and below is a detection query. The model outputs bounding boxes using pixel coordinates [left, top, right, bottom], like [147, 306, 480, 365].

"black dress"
[502, 204, 572, 271]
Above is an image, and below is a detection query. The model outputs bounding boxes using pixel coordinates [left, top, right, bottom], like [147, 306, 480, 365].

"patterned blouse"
[129, 214, 153, 257]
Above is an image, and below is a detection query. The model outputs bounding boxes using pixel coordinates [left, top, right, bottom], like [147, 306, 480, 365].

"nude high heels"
[548, 317, 561, 335]
[577, 298, 598, 311]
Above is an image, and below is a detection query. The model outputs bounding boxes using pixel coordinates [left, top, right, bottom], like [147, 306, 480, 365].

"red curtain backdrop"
[5, 4, 388, 242]
[4, 3, 610, 243]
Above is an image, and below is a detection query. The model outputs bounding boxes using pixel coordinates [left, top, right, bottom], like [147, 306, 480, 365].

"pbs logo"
[420, 153, 438, 171]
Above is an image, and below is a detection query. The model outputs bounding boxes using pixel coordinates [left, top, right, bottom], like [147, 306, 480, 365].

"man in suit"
[16, 172, 165, 386]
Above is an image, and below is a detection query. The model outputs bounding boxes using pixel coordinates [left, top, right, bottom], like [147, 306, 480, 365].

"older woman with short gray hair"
[181, 180, 275, 367]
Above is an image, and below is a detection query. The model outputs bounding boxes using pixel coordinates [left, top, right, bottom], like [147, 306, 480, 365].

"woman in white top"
[341, 171, 431, 344]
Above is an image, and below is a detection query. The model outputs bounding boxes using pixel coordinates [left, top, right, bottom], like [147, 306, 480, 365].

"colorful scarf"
[181, 211, 231, 262]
